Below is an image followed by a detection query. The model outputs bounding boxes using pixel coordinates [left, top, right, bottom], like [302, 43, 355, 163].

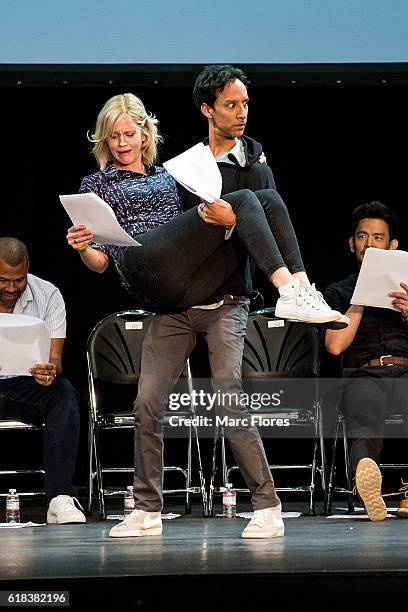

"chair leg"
[93, 427, 106, 520]
[185, 359, 208, 517]
[317, 401, 327, 512]
[208, 428, 220, 517]
[326, 414, 340, 515]
[184, 425, 192, 515]
[87, 416, 94, 516]
[308, 437, 318, 515]
[342, 424, 355, 513]
[193, 426, 208, 517]
[221, 431, 227, 486]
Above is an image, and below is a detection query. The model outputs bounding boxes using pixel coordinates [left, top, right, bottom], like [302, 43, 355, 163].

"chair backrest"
[243, 308, 320, 378]
[87, 310, 154, 385]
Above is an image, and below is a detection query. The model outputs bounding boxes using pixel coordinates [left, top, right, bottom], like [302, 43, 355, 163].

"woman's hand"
[66, 224, 94, 252]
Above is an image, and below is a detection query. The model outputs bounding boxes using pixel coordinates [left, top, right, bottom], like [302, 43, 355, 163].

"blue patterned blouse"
[79, 162, 183, 263]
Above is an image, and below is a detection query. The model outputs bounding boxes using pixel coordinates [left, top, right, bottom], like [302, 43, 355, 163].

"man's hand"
[29, 363, 57, 387]
[389, 281, 408, 321]
[197, 199, 236, 229]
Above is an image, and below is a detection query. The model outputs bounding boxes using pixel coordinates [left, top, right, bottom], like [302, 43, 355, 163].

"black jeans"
[343, 365, 408, 474]
[118, 188, 305, 310]
[0, 376, 80, 500]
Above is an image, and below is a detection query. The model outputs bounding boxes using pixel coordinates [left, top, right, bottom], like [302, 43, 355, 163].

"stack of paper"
[0, 314, 50, 376]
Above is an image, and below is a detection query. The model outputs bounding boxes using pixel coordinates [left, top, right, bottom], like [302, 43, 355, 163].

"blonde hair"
[88, 93, 162, 169]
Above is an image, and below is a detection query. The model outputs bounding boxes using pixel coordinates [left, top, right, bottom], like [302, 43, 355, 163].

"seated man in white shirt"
[0, 236, 85, 524]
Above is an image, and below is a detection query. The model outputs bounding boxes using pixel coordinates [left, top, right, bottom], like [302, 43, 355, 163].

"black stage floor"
[1, 500, 407, 610]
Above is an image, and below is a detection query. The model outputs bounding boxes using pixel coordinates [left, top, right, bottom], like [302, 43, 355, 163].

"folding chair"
[209, 307, 325, 515]
[0, 421, 45, 499]
[87, 310, 207, 519]
[326, 377, 408, 514]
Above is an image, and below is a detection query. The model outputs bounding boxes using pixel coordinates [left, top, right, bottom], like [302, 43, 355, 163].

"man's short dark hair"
[351, 201, 399, 242]
[193, 64, 249, 109]
[0, 237, 29, 267]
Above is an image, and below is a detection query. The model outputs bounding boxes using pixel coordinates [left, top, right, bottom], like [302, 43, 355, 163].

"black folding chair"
[326, 374, 408, 514]
[87, 310, 207, 519]
[0, 421, 45, 499]
[209, 307, 325, 515]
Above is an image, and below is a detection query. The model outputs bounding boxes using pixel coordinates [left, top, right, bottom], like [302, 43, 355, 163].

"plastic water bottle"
[222, 483, 236, 518]
[124, 486, 135, 517]
[6, 489, 20, 523]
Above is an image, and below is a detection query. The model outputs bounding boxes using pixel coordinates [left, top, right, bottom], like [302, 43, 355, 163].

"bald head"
[0, 237, 29, 268]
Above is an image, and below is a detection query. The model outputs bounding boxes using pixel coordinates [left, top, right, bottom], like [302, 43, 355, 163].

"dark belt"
[361, 355, 408, 367]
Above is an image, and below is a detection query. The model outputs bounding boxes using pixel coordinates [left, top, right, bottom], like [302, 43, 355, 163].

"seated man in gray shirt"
[0, 237, 85, 524]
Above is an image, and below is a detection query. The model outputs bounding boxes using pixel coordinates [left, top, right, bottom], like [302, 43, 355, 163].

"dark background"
[1, 63, 407, 498]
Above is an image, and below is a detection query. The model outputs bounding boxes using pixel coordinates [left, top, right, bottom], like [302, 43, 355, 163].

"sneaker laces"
[295, 284, 323, 311]
[399, 479, 408, 497]
[308, 283, 331, 311]
[248, 508, 272, 528]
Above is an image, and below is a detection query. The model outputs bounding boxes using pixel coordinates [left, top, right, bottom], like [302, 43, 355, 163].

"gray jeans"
[133, 298, 280, 512]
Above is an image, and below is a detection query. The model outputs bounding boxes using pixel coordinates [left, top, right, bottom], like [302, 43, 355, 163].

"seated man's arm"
[325, 305, 364, 355]
[324, 284, 364, 356]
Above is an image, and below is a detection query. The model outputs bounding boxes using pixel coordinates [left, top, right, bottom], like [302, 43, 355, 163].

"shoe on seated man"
[47, 495, 86, 524]
[355, 458, 387, 521]
[109, 509, 162, 538]
[241, 504, 285, 539]
[397, 496, 408, 518]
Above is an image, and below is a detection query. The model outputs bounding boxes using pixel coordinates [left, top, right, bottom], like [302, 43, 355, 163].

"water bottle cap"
[126, 486, 133, 492]
[226, 483, 233, 488]
[9, 489, 16, 494]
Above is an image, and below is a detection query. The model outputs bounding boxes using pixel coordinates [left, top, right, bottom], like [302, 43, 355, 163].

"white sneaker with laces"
[109, 509, 162, 538]
[275, 278, 342, 324]
[241, 504, 285, 539]
[308, 284, 350, 329]
[47, 495, 86, 524]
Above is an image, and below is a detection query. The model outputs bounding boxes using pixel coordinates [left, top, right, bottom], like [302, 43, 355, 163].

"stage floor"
[1, 501, 407, 609]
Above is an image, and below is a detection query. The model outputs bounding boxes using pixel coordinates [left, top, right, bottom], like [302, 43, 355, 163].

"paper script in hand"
[163, 143, 222, 204]
[0, 314, 51, 376]
[350, 248, 408, 310]
[60, 192, 141, 246]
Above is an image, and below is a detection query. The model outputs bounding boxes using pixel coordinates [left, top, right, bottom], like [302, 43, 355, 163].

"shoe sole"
[242, 526, 285, 539]
[355, 458, 387, 521]
[321, 315, 350, 330]
[47, 517, 86, 524]
[396, 508, 408, 519]
[274, 308, 342, 324]
[109, 526, 163, 538]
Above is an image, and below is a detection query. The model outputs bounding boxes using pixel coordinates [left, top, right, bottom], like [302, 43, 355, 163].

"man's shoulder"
[241, 135, 269, 165]
[326, 273, 356, 293]
[325, 273, 356, 310]
[27, 274, 61, 297]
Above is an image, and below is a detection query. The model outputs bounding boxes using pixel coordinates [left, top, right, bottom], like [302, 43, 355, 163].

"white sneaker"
[109, 509, 162, 538]
[241, 504, 285, 539]
[308, 284, 350, 329]
[275, 278, 342, 324]
[47, 495, 86, 524]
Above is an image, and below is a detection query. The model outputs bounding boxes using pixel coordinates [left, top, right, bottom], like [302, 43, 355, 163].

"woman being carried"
[67, 93, 346, 325]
